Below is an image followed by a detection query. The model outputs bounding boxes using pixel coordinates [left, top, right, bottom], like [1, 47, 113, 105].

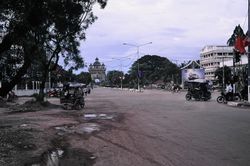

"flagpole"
[248, 0, 250, 102]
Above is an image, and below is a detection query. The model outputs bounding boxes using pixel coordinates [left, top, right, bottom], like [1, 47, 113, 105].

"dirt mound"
[0, 120, 36, 166]
[8, 100, 59, 113]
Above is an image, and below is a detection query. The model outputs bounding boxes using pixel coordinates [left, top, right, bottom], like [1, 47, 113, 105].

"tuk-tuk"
[60, 83, 85, 110]
[185, 79, 211, 101]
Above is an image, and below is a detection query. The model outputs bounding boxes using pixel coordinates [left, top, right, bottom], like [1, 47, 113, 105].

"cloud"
[79, 0, 247, 73]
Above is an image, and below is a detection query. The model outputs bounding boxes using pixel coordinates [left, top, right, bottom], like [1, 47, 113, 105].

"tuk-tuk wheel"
[63, 104, 69, 110]
[185, 94, 191, 101]
[74, 104, 81, 110]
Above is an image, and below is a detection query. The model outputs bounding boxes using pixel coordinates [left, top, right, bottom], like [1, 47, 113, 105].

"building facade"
[200, 45, 234, 82]
[88, 58, 106, 83]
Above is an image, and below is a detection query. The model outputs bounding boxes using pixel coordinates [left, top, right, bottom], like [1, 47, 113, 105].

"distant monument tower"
[88, 58, 106, 83]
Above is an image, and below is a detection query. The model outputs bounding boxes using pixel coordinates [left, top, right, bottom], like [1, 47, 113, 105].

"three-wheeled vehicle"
[185, 79, 211, 101]
[60, 83, 85, 110]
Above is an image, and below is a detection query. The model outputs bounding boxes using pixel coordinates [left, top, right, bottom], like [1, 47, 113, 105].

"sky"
[79, 0, 248, 74]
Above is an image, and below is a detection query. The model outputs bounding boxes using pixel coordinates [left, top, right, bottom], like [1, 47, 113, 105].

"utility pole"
[112, 57, 129, 89]
[120, 61, 123, 89]
[248, 0, 250, 102]
[222, 57, 225, 90]
[123, 42, 152, 91]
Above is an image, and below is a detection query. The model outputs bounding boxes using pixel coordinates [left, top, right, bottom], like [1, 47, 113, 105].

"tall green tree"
[0, 0, 107, 97]
[75, 72, 92, 85]
[107, 70, 123, 87]
[214, 66, 232, 85]
[128, 55, 180, 86]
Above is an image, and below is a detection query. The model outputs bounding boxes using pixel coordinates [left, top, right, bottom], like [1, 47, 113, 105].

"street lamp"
[112, 57, 131, 89]
[123, 42, 152, 91]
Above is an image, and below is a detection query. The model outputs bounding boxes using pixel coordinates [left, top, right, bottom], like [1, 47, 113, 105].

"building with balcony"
[88, 58, 106, 83]
[200, 45, 234, 83]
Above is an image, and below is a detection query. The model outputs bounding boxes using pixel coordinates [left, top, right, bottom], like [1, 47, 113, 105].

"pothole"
[54, 123, 100, 135]
[76, 123, 100, 134]
[28, 148, 96, 166]
[83, 113, 116, 120]
[30, 148, 64, 166]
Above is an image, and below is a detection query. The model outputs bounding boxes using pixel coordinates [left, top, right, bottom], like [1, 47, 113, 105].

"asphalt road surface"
[80, 88, 250, 166]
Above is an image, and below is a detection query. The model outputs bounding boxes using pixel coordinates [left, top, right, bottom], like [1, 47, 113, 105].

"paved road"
[81, 88, 250, 166]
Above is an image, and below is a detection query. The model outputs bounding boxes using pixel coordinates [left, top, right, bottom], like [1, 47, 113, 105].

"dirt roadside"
[0, 96, 124, 166]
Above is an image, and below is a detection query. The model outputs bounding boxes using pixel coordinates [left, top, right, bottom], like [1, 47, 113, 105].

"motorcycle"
[171, 84, 182, 93]
[47, 89, 60, 97]
[217, 91, 241, 103]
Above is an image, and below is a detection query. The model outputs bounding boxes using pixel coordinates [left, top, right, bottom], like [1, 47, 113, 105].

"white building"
[200, 45, 234, 82]
[219, 54, 248, 67]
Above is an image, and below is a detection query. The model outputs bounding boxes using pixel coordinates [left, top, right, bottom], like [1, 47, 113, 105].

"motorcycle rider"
[225, 82, 233, 100]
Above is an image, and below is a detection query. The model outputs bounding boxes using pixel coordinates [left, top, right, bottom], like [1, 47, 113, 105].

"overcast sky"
[79, 0, 247, 73]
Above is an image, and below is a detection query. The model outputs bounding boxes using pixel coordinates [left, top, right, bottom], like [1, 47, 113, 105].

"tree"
[107, 70, 123, 87]
[122, 73, 134, 88]
[75, 72, 92, 85]
[128, 55, 180, 87]
[0, 0, 107, 98]
[214, 66, 232, 85]
[0, 45, 24, 83]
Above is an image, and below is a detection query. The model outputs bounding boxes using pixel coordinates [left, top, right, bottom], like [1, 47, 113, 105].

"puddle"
[54, 123, 100, 135]
[99, 113, 114, 120]
[84, 114, 97, 118]
[31, 149, 64, 166]
[29, 148, 96, 166]
[83, 113, 115, 120]
[76, 123, 100, 134]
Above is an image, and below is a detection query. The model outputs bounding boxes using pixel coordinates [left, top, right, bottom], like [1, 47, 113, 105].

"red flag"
[235, 36, 246, 54]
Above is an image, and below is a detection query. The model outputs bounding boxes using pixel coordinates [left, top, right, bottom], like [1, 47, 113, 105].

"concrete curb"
[227, 101, 250, 108]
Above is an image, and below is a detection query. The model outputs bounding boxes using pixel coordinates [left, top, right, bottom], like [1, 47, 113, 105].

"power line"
[243, 7, 248, 30]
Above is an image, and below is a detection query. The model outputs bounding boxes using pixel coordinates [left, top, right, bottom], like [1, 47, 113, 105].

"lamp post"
[112, 57, 127, 89]
[123, 42, 152, 91]
[222, 56, 225, 90]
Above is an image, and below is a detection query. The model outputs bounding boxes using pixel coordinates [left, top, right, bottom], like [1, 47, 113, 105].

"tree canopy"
[0, 0, 107, 97]
[106, 70, 123, 87]
[214, 66, 232, 85]
[128, 55, 180, 86]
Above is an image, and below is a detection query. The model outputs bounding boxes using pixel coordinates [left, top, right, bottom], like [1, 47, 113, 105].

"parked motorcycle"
[171, 84, 182, 93]
[216, 91, 241, 103]
[47, 89, 60, 97]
